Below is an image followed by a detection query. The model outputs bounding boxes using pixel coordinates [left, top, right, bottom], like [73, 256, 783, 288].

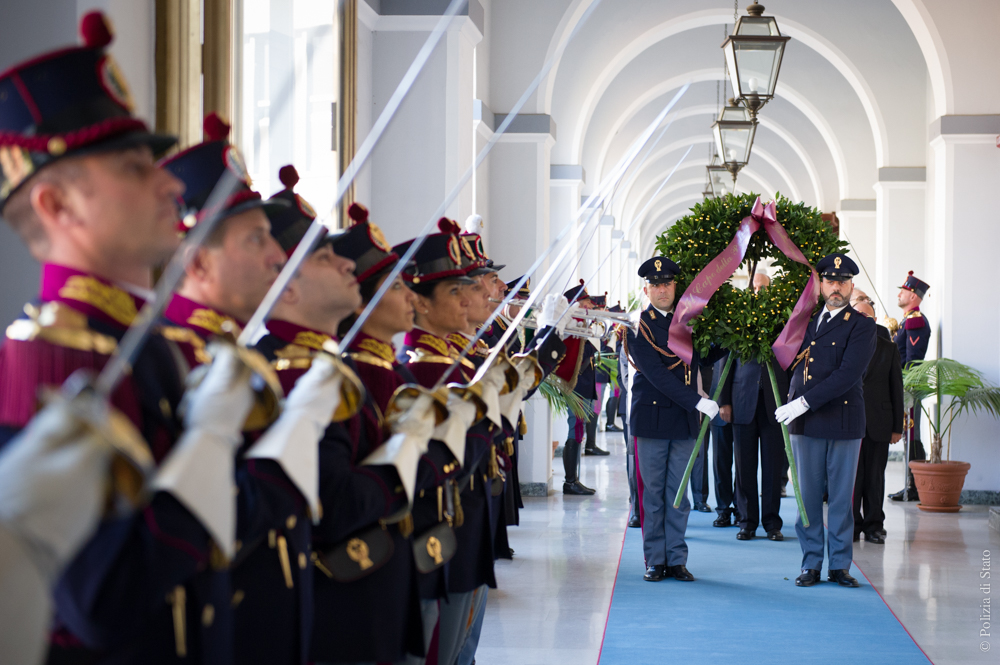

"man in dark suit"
[851, 299, 904, 543]
[721, 355, 788, 541]
[776, 254, 876, 589]
[625, 257, 721, 583]
[711, 355, 740, 528]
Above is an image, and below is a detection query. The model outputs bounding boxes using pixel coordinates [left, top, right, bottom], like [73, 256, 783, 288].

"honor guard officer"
[889, 271, 931, 502]
[0, 13, 258, 664]
[626, 257, 721, 583]
[776, 253, 876, 589]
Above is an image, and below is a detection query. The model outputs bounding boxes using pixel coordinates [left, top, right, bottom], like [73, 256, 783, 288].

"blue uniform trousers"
[636, 437, 694, 567]
[791, 435, 862, 571]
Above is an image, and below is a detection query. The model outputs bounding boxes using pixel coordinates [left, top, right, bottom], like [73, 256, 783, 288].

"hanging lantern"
[712, 98, 757, 184]
[722, 2, 791, 118]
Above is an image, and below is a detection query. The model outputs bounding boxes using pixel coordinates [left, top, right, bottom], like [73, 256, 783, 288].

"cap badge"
[223, 145, 251, 186]
[98, 55, 135, 112]
[834, 257, 842, 270]
[447, 236, 461, 265]
[367, 222, 392, 252]
[654, 259, 662, 272]
[296, 194, 316, 219]
[459, 236, 476, 260]
[0, 146, 35, 198]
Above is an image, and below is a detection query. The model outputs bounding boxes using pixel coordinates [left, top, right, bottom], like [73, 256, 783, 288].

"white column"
[873, 169, 926, 320]
[837, 201, 877, 300]
[927, 119, 1000, 492]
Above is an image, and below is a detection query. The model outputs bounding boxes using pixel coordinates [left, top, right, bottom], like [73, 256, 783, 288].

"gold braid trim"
[636, 317, 690, 385]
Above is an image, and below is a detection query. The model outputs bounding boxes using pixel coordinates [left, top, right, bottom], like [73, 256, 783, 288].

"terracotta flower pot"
[909, 460, 971, 513]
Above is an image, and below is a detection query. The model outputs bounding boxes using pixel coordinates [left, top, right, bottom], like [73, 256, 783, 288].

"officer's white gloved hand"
[536, 294, 571, 335]
[153, 344, 254, 558]
[365, 394, 437, 503]
[248, 353, 343, 521]
[0, 394, 113, 581]
[695, 398, 720, 420]
[775, 396, 809, 425]
[478, 363, 507, 428]
[498, 358, 532, 425]
[183, 344, 255, 446]
[433, 394, 479, 466]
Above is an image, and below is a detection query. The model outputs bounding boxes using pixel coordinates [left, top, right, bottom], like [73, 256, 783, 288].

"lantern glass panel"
[729, 41, 784, 97]
[736, 16, 780, 37]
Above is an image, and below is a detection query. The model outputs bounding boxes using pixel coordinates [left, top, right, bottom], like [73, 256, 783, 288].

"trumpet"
[498, 298, 637, 341]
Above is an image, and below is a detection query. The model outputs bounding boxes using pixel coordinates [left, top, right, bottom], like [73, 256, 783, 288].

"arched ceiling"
[490, 0, 931, 252]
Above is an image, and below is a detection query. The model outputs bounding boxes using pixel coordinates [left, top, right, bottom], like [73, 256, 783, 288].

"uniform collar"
[404, 326, 454, 358]
[266, 318, 334, 351]
[163, 293, 242, 339]
[40, 263, 145, 329]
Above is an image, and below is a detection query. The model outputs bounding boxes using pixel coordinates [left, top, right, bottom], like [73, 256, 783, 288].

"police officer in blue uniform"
[776, 253, 876, 588]
[625, 257, 721, 582]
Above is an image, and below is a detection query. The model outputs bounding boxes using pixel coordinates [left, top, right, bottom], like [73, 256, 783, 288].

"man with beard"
[776, 253, 875, 589]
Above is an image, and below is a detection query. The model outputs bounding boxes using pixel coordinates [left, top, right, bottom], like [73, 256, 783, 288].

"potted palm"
[903, 358, 1000, 512]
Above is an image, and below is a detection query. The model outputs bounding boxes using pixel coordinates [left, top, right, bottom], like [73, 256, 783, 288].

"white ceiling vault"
[489, 0, 934, 256]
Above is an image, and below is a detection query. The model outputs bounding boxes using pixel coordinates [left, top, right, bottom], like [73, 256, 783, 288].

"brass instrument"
[497, 298, 637, 340]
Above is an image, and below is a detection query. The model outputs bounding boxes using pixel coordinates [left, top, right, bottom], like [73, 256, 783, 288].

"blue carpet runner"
[598, 499, 930, 664]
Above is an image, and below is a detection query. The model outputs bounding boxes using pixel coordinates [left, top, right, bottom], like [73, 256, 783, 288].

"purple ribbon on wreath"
[668, 196, 820, 370]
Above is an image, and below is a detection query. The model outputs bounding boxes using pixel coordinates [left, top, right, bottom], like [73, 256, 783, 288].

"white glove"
[0, 393, 113, 582]
[478, 363, 507, 428]
[695, 398, 720, 420]
[247, 353, 343, 523]
[536, 294, 570, 335]
[775, 397, 809, 426]
[363, 393, 437, 503]
[153, 345, 254, 558]
[497, 358, 532, 425]
[0, 525, 50, 665]
[432, 394, 479, 466]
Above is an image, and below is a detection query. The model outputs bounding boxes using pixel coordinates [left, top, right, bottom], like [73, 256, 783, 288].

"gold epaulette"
[407, 347, 476, 371]
[349, 350, 394, 371]
[159, 326, 212, 364]
[6, 302, 117, 354]
[272, 343, 315, 371]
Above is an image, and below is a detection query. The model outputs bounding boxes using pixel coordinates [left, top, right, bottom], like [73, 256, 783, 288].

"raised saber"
[238, 0, 470, 347]
[337, 0, 608, 354]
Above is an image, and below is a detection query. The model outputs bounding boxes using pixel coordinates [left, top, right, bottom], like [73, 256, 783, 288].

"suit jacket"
[864, 325, 905, 442]
[787, 304, 876, 440]
[720, 356, 789, 426]
[625, 305, 704, 440]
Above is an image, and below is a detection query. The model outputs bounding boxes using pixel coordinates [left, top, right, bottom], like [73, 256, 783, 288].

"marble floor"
[478, 432, 1000, 665]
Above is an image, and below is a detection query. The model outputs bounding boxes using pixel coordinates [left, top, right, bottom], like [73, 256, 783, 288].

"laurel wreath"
[654, 192, 847, 365]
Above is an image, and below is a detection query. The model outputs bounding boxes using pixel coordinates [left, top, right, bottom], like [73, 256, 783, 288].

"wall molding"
[929, 114, 1000, 139]
[878, 167, 926, 182]
[839, 199, 877, 212]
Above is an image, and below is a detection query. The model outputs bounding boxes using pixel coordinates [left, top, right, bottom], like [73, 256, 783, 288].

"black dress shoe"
[828, 569, 860, 587]
[712, 513, 732, 528]
[865, 532, 885, 544]
[628, 515, 641, 528]
[693, 501, 712, 513]
[795, 569, 821, 587]
[563, 480, 595, 495]
[766, 530, 784, 541]
[583, 445, 610, 456]
[853, 533, 861, 542]
[878, 528, 887, 537]
[736, 528, 754, 541]
[667, 564, 695, 581]
[889, 488, 919, 502]
[605, 423, 623, 432]
[644, 565, 665, 582]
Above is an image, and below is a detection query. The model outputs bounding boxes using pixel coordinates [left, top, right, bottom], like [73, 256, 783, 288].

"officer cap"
[563, 280, 590, 303]
[393, 220, 474, 286]
[815, 253, 859, 282]
[506, 276, 530, 298]
[332, 203, 411, 283]
[160, 114, 287, 233]
[0, 12, 177, 210]
[638, 256, 679, 283]
[899, 271, 929, 299]
[589, 292, 607, 308]
[264, 164, 333, 254]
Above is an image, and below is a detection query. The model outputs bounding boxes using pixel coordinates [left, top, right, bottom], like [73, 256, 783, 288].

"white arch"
[890, 0, 952, 116]
[619, 140, 803, 223]
[588, 74, 847, 199]
[604, 106, 824, 216]
[557, 9, 887, 171]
